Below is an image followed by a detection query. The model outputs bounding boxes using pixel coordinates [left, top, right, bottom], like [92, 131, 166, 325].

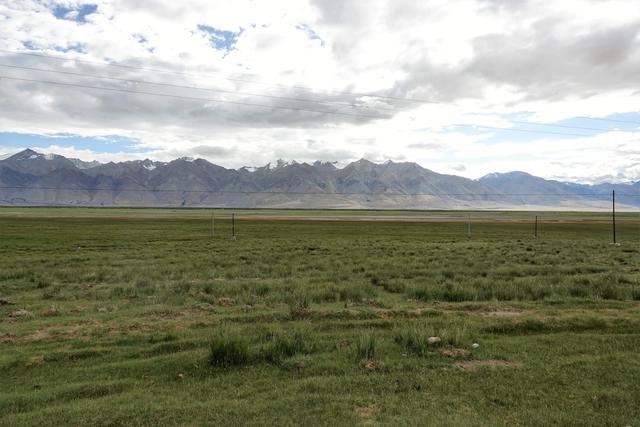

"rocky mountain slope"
[0, 149, 637, 209]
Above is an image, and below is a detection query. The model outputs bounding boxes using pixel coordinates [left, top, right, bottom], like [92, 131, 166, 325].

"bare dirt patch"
[355, 404, 378, 422]
[481, 310, 526, 317]
[441, 347, 470, 358]
[362, 359, 382, 371]
[455, 360, 520, 370]
[141, 310, 184, 318]
[9, 309, 32, 318]
[0, 330, 51, 343]
[215, 297, 236, 307]
[351, 299, 384, 308]
[42, 307, 61, 317]
[444, 304, 526, 317]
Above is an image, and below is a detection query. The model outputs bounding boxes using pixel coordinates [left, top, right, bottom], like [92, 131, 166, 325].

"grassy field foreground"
[0, 209, 639, 426]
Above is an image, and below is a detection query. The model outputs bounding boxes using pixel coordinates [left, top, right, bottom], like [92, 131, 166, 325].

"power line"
[3, 50, 639, 128]
[2, 59, 636, 135]
[0, 64, 625, 135]
[0, 63, 400, 113]
[576, 116, 640, 126]
[509, 120, 612, 133]
[1, 75, 631, 138]
[448, 124, 594, 138]
[0, 75, 389, 120]
[1, 185, 637, 198]
[0, 74, 619, 136]
[0, 49, 434, 105]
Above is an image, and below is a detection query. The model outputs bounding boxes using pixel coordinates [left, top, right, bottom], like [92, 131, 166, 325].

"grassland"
[0, 208, 639, 426]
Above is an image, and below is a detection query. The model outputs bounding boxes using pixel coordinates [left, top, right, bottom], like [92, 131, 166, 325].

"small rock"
[472, 343, 480, 349]
[97, 307, 109, 313]
[0, 298, 15, 306]
[9, 309, 32, 318]
[427, 336, 441, 345]
[176, 373, 184, 380]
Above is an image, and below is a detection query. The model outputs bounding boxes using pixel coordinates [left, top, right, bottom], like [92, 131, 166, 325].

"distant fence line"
[1, 185, 639, 198]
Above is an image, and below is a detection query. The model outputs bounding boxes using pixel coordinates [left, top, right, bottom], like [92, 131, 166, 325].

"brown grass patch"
[455, 360, 520, 370]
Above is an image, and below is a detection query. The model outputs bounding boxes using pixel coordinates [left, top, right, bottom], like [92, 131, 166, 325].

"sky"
[0, 0, 639, 184]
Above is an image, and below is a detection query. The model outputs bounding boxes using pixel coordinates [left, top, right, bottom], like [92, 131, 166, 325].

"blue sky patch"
[22, 41, 38, 50]
[22, 40, 85, 53]
[53, 4, 97, 23]
[420, 112, 640, 145]
[133, 34, 154, 53]
[198, 25, 243, 52]
[296, 24, 325, 46]
[0, 133, 144, 154]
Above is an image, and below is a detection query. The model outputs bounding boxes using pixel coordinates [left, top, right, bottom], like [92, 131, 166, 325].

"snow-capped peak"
[265, 159, 297, 170]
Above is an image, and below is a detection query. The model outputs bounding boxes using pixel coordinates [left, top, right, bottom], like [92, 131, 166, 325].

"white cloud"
[0, 0, 639, 182]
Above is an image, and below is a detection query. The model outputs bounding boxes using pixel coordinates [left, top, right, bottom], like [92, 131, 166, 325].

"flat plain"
[1, 208, 639, 426]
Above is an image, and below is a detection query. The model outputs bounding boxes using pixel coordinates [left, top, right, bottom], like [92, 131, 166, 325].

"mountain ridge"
[0, 149, 637, 210]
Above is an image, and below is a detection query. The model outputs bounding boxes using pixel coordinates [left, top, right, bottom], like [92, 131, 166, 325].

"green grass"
[0, 207, 639, 426]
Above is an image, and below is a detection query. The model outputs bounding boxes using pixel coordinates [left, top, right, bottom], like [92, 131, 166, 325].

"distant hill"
[0, 149, 637, 209]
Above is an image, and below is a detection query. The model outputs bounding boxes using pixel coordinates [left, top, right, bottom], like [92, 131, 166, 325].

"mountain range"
[0, 149, 637, 210]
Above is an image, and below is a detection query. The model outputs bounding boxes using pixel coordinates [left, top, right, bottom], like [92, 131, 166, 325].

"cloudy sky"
[0, 0, 639, 183]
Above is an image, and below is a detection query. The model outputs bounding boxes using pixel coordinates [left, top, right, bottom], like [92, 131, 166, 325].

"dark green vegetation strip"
[0, 210, 639, 426]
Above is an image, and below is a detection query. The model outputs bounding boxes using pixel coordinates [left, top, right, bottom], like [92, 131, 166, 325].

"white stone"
[427, 336, 441, 345]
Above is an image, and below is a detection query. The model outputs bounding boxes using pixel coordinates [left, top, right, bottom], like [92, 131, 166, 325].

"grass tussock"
[209, 330, 250, 367]
[260, 328, 315, 363]
[355, 331, 377, 360]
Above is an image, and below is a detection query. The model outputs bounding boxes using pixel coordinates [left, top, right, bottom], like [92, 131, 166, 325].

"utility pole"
[467, 215, 471, 239]
[612, 190, 616, 244]
[534, 215, 538, 240]
[232, 213, 235, 239]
